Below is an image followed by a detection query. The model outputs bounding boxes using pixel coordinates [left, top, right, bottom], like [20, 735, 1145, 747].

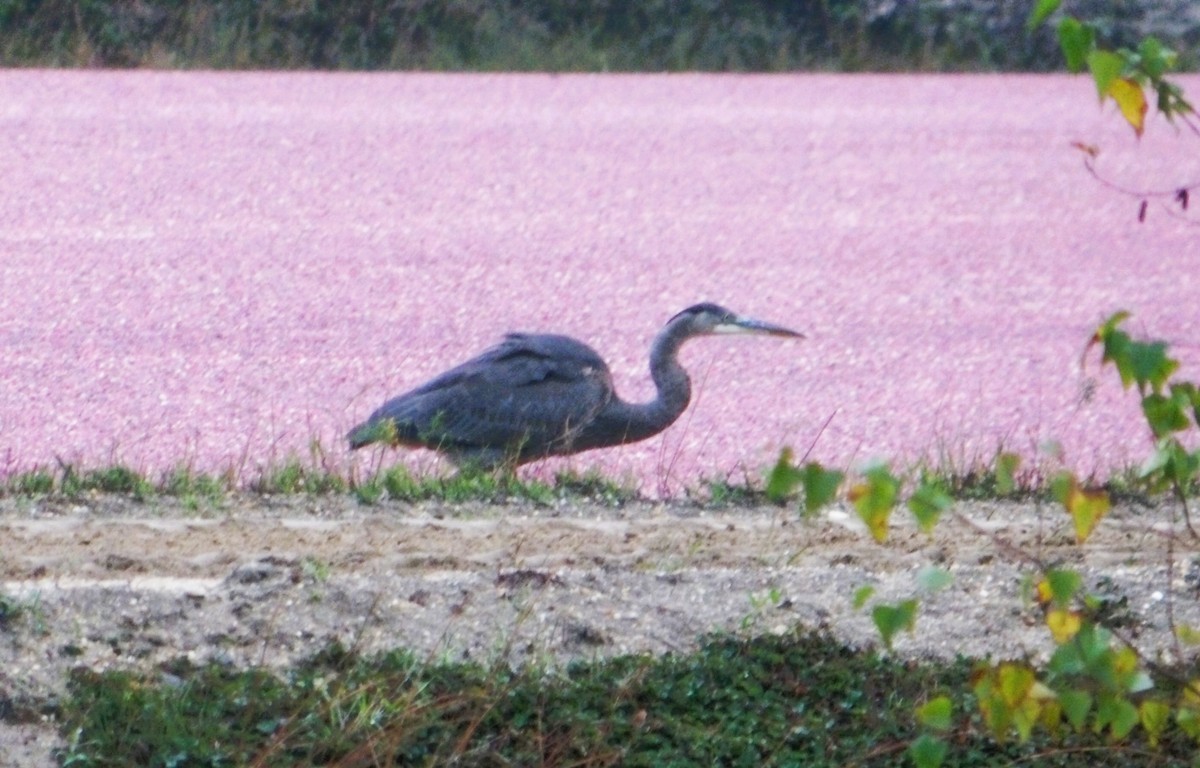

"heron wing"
[352, 333, 613, 460]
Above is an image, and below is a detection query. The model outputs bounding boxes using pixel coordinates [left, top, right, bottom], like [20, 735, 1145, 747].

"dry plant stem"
[800, 409, 839, 464]
[1165, 514, 1184, 666]
[1175, 484, 1198, 539]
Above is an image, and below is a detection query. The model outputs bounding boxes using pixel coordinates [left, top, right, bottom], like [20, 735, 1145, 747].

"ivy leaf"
[1027, 0, 1062, 30]
[908, 482, 952, 534]
[917, 566, 953, 593]
[1095, 694, 1139, 741]
[1126, 339, 1177, 394]
[1043, 568, 1083, 607]
[1047, 608, 1083, 643]
[1139, 699, 1171, 747]
[1052, 473, 1110, 544]
[1057, 17, 1095, 73]
[1060, 689, 1093, 730]
[1142, 393, 1189, 437]
[765, 447, 802, 503]
[849, 463, 899, 543]
[908, 734, 948, 768]
[801, 463, 844, 516]
[1106, 78, 1148, 137]
[1170, 381, 1200, 428]
[917, 696, 954, 731]
[1087, 49, 1126, 102]
[1136, 36, 1176, 79]
[1089, 311, 1132, 386]
[872, 599, 918, 650]
[765, 451, 845, 515]
[852, 585, 876, 609]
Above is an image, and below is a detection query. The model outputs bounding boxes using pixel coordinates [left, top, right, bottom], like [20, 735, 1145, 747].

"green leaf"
[765, 452, 845, 515]
[1060, 689, 1093, 730]
[1044, 568, 1083, 607]
[801, 463, 844, 516]
[850, 463, 899, 543]
[1087, 49, 1126, 101]
[1027, 0, 1062, 30]
[872, 598, 918, 649]
[995, 452, 1021, 496]
[1142, 393, 1190, 437]
[1053, 473, 1110, 543]
[1095, 694, 1139, 741]
[1126, 339, 1177, 393]
[1136, 36, 1175, 79]
[1170, 381, 1200, 429]
[908, 734, 948, 768]
[1139, 699, 1170, 747]
[917, 566, 953, 593]
[765, 447, 803, 503]
[1057, 17, 1095, 73]
[917, 696, 954, 731]
[853, 584, 876, 609]
[908, 482, 952, 533]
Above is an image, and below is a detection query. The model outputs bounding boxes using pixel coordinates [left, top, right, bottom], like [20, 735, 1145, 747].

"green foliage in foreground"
[57, 632, 1197, 767]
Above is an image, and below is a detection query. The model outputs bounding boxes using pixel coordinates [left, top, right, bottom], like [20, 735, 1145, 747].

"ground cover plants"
[53, 632, 1199, 767]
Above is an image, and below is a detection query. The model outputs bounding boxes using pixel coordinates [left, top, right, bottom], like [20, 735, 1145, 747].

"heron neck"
[646, 323, 692, 426]
[568, 321, 693, 451]
[602, 323, 692, 444]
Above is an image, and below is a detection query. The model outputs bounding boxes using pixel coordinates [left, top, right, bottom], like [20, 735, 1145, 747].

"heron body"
[347, 303, 802, 468]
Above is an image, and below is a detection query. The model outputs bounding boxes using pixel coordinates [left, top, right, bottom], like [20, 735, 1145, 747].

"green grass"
[0, 449, 1184, 510]
[350, 464, 640, 507]
[56, 631, 1197, 767]
[0, 455, 642, 508]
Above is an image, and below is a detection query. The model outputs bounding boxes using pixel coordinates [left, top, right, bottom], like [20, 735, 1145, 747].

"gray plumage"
[347, 303, 802, 468]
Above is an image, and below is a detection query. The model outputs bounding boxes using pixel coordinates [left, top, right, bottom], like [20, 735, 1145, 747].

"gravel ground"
[2, 494, 1199, 766]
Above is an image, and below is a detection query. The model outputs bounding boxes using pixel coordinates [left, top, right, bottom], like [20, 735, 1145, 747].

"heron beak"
[716, 315, 805, 339]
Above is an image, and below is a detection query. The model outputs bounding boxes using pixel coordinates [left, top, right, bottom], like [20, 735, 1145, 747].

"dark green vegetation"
[2, 0, 1195, 71]
[57, 632, 1197, 767]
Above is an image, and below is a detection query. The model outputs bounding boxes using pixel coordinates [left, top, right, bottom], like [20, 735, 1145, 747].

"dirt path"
[2, 494, 1198, 766]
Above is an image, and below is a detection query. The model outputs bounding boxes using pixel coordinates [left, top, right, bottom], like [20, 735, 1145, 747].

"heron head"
[669, 302, 804, 339]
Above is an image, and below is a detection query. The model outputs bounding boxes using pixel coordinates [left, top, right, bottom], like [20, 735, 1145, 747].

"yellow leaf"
[849, 482, 891, 543]
[1035, 579, 1053, 606]
[1106, 78, 1148, 137]
[1063, 481, 1110, 543]
[998, 663, 1036, 707]
[1177, 625, 1200, 646]
[1047, 609, 1083, 643]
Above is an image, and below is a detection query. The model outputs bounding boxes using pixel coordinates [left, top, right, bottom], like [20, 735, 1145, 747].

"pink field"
[3, 71, 1198, 491]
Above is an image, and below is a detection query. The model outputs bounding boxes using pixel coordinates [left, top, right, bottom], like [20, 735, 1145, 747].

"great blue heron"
[347, 302, 802, 467]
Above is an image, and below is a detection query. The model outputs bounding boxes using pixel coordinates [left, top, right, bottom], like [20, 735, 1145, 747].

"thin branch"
[1082, 156, 1200, 200]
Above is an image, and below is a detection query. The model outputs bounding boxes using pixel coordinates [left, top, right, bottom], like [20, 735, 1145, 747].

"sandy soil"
[2, 493, 1199, 766]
